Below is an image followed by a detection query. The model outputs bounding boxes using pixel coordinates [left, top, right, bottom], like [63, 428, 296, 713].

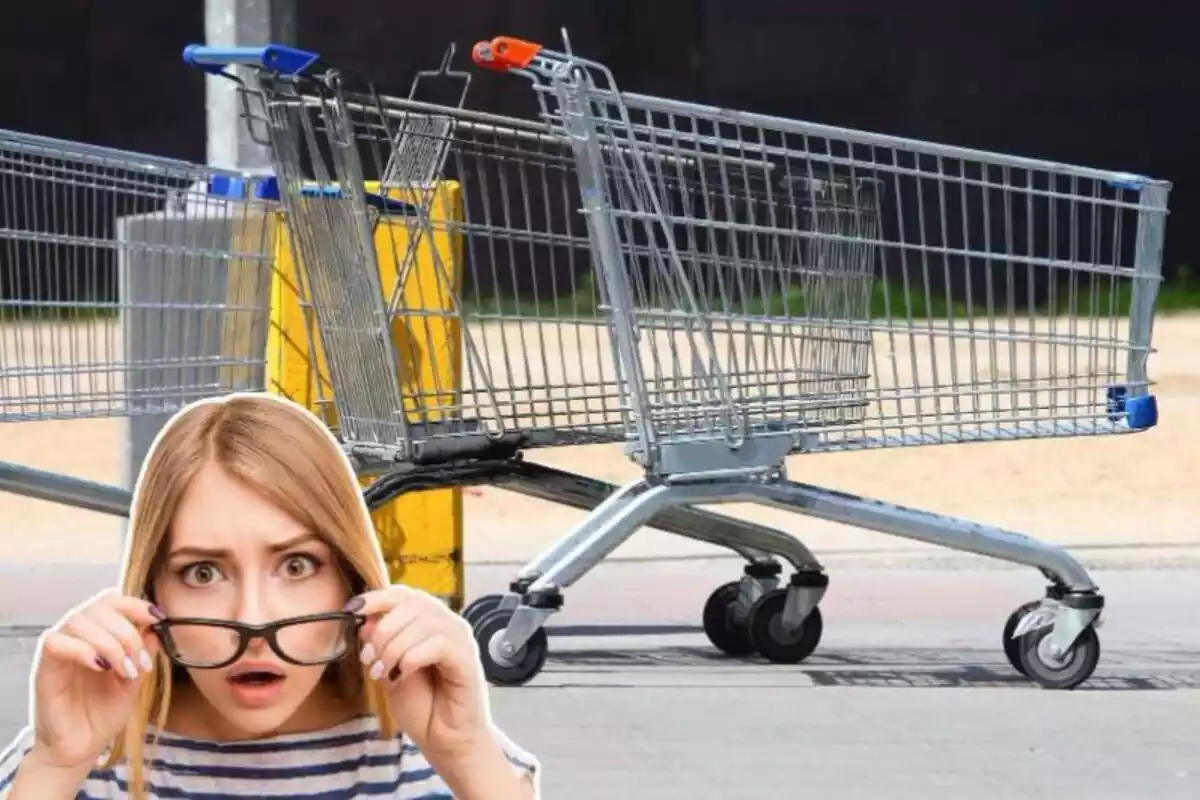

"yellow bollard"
[264, 181, 465, 609]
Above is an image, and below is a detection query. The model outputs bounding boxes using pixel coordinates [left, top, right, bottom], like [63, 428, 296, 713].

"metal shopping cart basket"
[181, 44, 840, 637]
[465, 33, 1171, 690]
[0, 129, 279, 515]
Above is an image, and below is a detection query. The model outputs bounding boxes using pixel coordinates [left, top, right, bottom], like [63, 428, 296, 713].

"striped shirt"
[0, 714, 539, 798]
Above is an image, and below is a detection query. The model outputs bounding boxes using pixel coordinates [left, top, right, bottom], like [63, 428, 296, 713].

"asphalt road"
[1, 560, 1198, 798]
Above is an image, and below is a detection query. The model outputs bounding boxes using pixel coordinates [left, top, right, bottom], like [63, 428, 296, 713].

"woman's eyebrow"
[266, 533, 322, 553]
[167, 533, 320, 560]
[167, 545, 228, 560]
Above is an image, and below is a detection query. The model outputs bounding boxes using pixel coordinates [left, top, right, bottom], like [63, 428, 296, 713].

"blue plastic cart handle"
[182, 43, 321, 76]
[1105, 172, 1149, 192]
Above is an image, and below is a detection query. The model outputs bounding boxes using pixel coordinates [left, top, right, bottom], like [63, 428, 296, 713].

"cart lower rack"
[0, 128, 279, 515]
[464, 34, 1170, 689]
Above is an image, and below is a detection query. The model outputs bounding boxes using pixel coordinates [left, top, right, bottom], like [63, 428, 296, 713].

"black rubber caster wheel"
[1017, 623, 1101, 690]
[702, 581, 757, 657]
[1002, 600, 1042, 677]
[747, 589, 823, 664]
[473, 608, 549, 687]
[462, 594, 504, 628]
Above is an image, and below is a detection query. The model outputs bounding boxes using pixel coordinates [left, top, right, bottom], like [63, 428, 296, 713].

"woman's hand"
[347, 585, 491, 760]
[30, 588, 163, 772]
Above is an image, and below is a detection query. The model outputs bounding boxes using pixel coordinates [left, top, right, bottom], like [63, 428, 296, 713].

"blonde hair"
[105, 392, 398, 798]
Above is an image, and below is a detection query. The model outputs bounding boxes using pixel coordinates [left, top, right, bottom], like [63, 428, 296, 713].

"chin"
[217, 703, 308, 739]
[191, 671, 323, 739]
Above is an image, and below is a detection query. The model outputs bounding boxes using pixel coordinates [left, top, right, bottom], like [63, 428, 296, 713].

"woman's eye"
[181, 563, 223, 587]
[282, 554, 319, 579]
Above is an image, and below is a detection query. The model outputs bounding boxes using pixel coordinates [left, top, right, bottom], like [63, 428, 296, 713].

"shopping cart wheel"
[746, 589, 823, 664]
[1016, 623, 1101, 690]
[473, 608, 549, 687]
[462, 594, 505, 628]
[701, 581, 756, 657]
[1001, 600, 1042, 677]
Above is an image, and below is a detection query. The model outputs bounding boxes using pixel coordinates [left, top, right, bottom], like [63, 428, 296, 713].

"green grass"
[461, 265, 1200, 321]
[0, 303, 120, 323]
[1152, 264, 1200, 312]
[6, 266, 1199, 324]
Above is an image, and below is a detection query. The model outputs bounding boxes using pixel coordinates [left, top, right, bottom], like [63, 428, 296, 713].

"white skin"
[19, 462, 534, 799]
[152, 461, 360, 739]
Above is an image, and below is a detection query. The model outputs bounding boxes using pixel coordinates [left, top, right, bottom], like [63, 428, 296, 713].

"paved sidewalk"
[2, 564, 1199, 798]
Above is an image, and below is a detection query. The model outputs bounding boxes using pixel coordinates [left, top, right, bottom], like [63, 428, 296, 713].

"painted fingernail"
[95, 656, 112, 670]
[342, 596, 365, 613]
[139, 650, 154, 673]
[359, 644, 376, 665]
[369, 660, 385, 681]
[123, 656, 138, 680]
[148, 605, 166, 620]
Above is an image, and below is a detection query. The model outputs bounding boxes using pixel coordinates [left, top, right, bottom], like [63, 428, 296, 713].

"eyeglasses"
[152, 611, 365, 669]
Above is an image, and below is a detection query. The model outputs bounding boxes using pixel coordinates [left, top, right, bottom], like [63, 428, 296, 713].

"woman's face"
[151, 461, 354, 738]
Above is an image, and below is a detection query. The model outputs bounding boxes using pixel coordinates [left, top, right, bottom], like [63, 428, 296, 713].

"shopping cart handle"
[298, 183, 418, 216]
[1105, 172, 1150, 191]
[471, 37, 543, 72]
[182, 43, 321, 76]
[364, 192, 419, 216]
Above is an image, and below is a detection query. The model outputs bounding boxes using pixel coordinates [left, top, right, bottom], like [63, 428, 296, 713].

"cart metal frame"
[181, 42, 834, 625]
[464, 33, 1169, 690]
[0, 129, 280, 517]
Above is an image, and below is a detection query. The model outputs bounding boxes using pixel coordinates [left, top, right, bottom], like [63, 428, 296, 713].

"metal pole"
[203, 0, 297, 170]
[0, 462, 132, 518]
[121, 0, 296, 532]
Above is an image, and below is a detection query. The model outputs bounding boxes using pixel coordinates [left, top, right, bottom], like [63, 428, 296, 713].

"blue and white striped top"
[0, 713, 539, 798]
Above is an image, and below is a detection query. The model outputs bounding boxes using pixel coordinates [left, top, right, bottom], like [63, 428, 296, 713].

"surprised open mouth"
[224, 662, 289, 706]
[227, 665, 286, 688]
[229, 671, 283, 686]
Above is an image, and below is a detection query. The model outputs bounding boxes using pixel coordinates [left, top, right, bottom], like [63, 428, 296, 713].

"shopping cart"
[465, 33, 1170, 689]
[0, 129, 279, 515]
[180, 44, 831, 635]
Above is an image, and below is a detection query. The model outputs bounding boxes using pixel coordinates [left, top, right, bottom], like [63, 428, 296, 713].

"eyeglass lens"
[165, 617, 355, 667]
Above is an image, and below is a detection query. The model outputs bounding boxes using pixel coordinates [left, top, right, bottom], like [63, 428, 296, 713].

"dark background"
[0, 0, 1193, 299]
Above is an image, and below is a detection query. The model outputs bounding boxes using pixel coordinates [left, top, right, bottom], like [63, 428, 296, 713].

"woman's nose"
[233, 592, 275, 656]
[231, 587, 274, 626]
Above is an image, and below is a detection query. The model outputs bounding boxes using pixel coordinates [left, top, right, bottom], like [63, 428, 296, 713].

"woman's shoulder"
[306, 714, 541, 792]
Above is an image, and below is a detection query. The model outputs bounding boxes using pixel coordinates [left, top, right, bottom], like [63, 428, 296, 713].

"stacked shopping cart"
[178, 35, 1169, 691]
[0, 32, 1166, 692]
[0, 128, 279, 514]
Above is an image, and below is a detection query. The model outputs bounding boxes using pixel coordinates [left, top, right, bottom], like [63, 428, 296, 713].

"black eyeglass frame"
[151, 611, 366, 669]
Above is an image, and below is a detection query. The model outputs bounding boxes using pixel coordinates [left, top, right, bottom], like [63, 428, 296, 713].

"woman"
[0, 393, 539, 799]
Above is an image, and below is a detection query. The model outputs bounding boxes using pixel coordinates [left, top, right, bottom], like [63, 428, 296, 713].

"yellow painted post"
[264, 181, 465, 609]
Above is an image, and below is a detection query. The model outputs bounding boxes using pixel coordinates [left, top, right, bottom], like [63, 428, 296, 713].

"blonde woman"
[0, 393, 540, 799]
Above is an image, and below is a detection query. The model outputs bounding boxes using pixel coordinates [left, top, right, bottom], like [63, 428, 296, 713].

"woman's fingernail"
[95, 656, 112, 671]
[139, 650, 154, 673]
[148, 605, 166, 620]
[359, 644, 376, 665]
[369, 660, 385, 681]
[343, 596, 365, 613]
[123, 656, 138, 680]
